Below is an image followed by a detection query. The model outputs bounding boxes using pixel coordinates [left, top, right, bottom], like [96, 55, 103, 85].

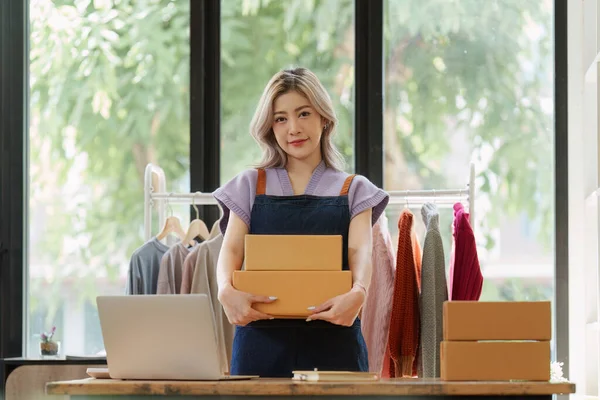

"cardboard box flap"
[244, 235, 342, 271]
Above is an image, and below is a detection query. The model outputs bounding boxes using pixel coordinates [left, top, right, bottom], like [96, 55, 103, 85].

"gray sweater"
[126, 237, 170, 295]
[419, 203, 448, 378]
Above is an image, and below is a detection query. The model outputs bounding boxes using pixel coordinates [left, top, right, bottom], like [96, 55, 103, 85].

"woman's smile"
[289, 138, 308, 147]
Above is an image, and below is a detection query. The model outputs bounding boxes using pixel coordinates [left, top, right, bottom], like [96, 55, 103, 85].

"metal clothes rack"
[144, 163, 476, 241]
[144, 164, 218, 241]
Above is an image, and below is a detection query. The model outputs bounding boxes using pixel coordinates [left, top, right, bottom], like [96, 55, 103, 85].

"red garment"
[387, 210, 422, 378]
[449, 203, 483, 301]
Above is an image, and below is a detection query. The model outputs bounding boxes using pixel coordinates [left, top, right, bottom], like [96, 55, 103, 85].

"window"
[382, 0, 555, 302]
[220, 0, 355, 183]
[27, 0, 191, 356]
[0, 0, 565, 364]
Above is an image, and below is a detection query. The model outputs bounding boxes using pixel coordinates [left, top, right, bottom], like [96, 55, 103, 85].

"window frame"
[554, 0, 570, 381]
[355, 0, 384, 187]
[0, 0, 28, 363]
[0, 0, 569, 382]
[191, 0, 221, 228]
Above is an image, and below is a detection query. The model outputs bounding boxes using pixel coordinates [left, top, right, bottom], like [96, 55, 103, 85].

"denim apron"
[229, 168, 369, 377]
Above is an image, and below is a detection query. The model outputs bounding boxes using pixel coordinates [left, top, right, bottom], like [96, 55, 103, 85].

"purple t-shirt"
[213, 160, 389, 234]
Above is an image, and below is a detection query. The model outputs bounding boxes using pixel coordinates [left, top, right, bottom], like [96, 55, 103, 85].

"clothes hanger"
[156, 196, 188, 243]
[182, 193, 210, 245]
[209, 220, 220, 239]
[208, 204, 223, 239]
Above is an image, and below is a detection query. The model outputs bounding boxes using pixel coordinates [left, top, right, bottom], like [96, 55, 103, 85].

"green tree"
[220, 0, 356, 180]
[383, 0, 553, 252]
[29, 0, 190, 318]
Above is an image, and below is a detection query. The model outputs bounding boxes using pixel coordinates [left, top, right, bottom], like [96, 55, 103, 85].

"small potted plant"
[39, 326, 59, 357]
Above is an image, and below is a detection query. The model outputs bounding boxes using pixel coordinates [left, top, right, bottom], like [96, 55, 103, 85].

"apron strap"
[256, 168, 267, 195]
[340, 174, 356, 196]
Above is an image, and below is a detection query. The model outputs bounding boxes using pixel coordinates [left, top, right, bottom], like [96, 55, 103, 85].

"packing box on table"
[440, 341, 550, 381]
[443, 301, 551, 341]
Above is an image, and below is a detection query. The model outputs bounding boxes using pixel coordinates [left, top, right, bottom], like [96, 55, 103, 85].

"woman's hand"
[306, 287, 366, 326]
[307, 207, 372, 327]
[217, 213, 275, 326]
[218, 284, 276, 326]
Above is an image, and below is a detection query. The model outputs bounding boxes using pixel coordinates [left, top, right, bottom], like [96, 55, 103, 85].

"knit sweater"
[387, 209, 422, 377]
[449, 203, 483, 301]
[418, 203, 448, 378]
[361, 214, 396, 374]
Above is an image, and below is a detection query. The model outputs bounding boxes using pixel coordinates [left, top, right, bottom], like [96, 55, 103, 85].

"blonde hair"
[250, 67, 345, 170]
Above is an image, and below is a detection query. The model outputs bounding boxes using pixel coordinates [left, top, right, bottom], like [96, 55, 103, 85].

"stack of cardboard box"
[232, 235, 352, 318]
[440, 301, 552, 381]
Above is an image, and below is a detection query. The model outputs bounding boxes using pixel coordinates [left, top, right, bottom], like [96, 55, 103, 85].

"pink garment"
[449, 203, 483, 300]
[361, 214, 396, 375]
[180, 247, 200, 294]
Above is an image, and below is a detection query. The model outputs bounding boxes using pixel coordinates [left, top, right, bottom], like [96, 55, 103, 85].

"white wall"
[569, 0, 600, 398]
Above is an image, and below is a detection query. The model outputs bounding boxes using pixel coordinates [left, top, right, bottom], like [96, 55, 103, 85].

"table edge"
[45, 379, 577, 397]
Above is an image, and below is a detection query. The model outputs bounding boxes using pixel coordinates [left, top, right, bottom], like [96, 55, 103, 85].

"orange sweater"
[387, 209, 422, 377]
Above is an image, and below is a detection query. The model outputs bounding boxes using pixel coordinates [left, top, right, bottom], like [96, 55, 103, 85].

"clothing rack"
[387, 163, 475, 221]
[143, 163, 476, 241]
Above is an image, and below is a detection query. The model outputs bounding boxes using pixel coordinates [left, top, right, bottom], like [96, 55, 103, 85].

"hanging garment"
[449, 203, 483, 301]
[126, 236, 170, 295]
[412, 229, 422, 292]
[387, 209, 422, 378]
[418, 203, 448, 378]
[213, 161, 389, 378]
[156, 242, 195, 294]
[180, 246, 200, 294]
[448, 224, 456, 298]
[361, 213, 396, 374]
[188, 234, 231, 373]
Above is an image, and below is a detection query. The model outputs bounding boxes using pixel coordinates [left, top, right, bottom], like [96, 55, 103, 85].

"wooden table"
[46, 377, 576, 399]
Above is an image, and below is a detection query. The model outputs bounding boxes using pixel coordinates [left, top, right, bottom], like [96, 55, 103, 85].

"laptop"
[97, 294, 255, 381]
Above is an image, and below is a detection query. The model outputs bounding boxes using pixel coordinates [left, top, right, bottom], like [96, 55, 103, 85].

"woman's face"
[272, 90, 325, 163]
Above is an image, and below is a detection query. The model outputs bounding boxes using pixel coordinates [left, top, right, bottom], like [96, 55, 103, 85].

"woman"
[214, 67, 389, 377]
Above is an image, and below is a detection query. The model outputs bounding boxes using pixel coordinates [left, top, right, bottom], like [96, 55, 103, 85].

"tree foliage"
[382, 0, 553, 253]
[220, 0, 356, 180]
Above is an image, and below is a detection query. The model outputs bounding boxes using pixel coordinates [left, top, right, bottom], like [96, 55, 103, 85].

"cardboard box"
[232, 270, 351, 318]
[244, 234, 342, 271]
[443, 301, 551, 341]
[440, 341, 550, 381]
